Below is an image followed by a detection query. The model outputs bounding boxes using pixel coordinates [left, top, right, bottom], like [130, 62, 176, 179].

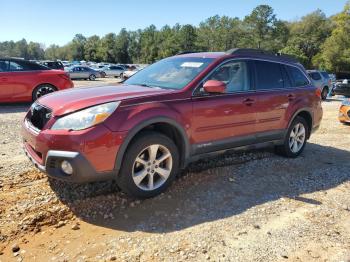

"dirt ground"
[0, 80, 349, 261]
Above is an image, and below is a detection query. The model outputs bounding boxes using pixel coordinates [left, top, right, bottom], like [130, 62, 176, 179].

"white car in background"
[123, 65, 147, 79]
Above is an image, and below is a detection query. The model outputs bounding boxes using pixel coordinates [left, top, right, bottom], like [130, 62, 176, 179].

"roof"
[175, 48, 300, 65]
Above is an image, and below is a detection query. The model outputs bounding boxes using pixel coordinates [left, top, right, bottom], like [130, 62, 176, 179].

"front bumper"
[23, 145, 114, 183]
[22, 119, 126, 183]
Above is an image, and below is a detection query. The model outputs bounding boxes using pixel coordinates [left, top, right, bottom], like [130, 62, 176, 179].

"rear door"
[191, 59, 258, 154]
[0, 60, 12, 102]
[253, 60, 294, 140]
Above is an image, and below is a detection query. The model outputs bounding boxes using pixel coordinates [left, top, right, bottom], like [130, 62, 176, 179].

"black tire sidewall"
[282, 117, 309, 158]
[89, 74, 96, 80]
[117, 132, 179, 199]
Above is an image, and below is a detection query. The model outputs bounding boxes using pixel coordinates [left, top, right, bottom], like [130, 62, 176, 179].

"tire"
[119, 73, 124, 80]
[32, 84, 57, 101]
[321, 87, 329, 100]
[89, 74, 96, 81]
[275, 116, 309, 158]
[117, 131, 179, 199]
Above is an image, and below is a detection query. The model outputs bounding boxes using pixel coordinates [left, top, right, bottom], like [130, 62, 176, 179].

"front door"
[191, 60, 257, 155]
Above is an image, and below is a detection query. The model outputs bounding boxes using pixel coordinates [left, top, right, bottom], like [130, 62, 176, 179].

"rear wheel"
[89, 74, 96, 81]
[117, 132, 179, 199]
[32, 84, 57, 101]
[275, 116, 308, 158]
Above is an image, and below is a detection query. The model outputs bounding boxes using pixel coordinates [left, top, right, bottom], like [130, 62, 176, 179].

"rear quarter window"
[286, 66, 309, 87]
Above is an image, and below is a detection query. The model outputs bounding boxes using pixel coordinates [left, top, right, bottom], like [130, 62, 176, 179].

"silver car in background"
[307, 70, 332, 100]
[66, 66, 101, 80]
[101, 65, 126, 78]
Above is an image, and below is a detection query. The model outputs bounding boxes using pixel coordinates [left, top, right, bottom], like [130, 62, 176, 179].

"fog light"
[61, 160, 73, 175]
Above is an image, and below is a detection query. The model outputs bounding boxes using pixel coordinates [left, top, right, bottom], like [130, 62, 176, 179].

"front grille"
[27, 103, 52, 130]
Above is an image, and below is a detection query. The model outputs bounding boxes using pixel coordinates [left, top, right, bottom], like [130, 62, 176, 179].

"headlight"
[51, 101, 120, 130]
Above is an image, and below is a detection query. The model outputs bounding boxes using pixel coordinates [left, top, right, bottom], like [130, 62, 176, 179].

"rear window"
[286, 66, 309, 87]
[308, 72, 322, 81]
[254, 60, 283, 90]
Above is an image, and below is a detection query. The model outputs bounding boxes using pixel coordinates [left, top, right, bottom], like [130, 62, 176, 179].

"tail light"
[315, 88, 322, 99]
[58, 73, 71, 81]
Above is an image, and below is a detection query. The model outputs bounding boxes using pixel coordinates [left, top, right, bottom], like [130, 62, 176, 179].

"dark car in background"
[333, 72, 350, 97]
[40, 61, 64, 70]
[0, 58, 73, 102]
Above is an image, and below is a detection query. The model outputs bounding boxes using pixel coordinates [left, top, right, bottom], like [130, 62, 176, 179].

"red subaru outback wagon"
[22, 49, 323, 198]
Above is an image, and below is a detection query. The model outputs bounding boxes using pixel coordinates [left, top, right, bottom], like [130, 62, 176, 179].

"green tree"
[244, 5, 278, 49]
[27, 42, 45, 60]
[84, 35, 101, 62]
[115, 28, 130, 63]
[319, 2, 350, 72]
[281, 10, 331, 68]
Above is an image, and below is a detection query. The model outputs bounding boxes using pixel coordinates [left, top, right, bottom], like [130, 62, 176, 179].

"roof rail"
[226, 48, 298, 63]
[176, 51, 199, 55]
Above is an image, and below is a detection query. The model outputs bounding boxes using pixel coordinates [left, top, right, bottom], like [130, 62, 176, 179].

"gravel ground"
[0, 86, 349, 261]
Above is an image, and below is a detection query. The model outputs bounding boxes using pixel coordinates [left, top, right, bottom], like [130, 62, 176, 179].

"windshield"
[125, 57, 214, 89]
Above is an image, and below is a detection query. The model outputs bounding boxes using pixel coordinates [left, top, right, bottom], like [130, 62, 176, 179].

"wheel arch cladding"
[114, 117, 190, 175]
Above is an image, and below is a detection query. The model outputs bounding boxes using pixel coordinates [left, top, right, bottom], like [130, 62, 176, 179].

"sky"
[0, 0, 348, 47]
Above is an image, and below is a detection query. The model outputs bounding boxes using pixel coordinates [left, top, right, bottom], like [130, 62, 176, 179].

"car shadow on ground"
[49, 142, 350, 233]
[0, 103, 31, 114]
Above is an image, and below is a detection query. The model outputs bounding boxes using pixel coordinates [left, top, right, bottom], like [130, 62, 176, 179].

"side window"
[8, 61, 25, 71]
[309, 72, 321, 81]
[0, 60, 9, 72]
[286, 66, 309, 87]
[206, 60, 251, 93]
[255, 60, 283, 90]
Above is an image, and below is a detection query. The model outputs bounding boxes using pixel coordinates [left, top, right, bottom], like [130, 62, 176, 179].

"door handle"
[243, 98, 255, 106]
[287, 94, 296, 101]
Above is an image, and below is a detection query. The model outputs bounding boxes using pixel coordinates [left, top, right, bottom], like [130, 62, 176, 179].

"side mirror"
[203, 80, 226, 93]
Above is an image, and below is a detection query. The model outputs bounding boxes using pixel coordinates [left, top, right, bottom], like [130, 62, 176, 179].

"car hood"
[38, 84, 173, 116]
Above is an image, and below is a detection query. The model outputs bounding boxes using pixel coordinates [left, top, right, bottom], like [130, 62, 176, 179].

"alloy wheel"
[35, 85, 55, 99]
[132, 144, 172, 191]
[289, 123, 306, 153]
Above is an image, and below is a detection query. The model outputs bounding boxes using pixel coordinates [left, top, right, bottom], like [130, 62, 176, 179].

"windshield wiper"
[133, 83, 164, 89]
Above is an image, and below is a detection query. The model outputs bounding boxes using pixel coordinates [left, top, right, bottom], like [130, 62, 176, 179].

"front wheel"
[89, 74, 96, 81]
[32, 84, 57, 101]
[117, 132, 179, 199]
[275, 116, 308, 158]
